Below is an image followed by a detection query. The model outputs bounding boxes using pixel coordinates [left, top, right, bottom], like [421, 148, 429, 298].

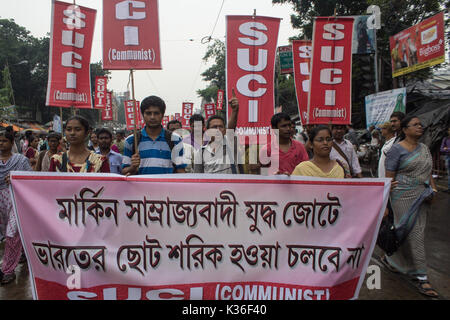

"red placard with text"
[124, 100, 142, 130]
[46, 1, 96, 109]
[95, 76, 108, 109]
[102, 0, 161, 70]
[292, 40, 312, 124]
[216, 89, 224, 111]
[308, 17, 354, 125]
[181, 102, 193, 129]
[101, 92, 113, 121]
[204, 103, 216, 120]
[226, 15, 280, 137]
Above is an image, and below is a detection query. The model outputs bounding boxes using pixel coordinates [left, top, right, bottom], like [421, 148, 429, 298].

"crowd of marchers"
[0, 93, 448, 299]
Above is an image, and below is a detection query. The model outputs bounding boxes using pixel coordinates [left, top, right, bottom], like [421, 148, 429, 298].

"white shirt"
[330, 139, 362, 175]
[378, 136, 395, 178]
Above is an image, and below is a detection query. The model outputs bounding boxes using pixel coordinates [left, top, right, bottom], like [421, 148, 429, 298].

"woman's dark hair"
[65, 115, 91, 133]
[140, 95, 166, 115]
[399, 115, 420, 141]
[47, 132, 62, 141]
[0, 130, 15, 143]
[270, 112, 291, 129]
[308, 125, 332, 142]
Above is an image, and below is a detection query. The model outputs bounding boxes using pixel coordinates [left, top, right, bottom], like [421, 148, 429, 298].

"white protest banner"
[11, 172, 389, 300]
[365, 88, 406, 129]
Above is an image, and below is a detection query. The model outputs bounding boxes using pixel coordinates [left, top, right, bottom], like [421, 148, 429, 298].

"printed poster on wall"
[389, 12, 445, 78]
[365, 88, 406, 129]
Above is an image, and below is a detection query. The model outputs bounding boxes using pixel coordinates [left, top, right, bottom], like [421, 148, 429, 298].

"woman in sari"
[383, 116, 439, 298]
[292, 125, 346, 178]
[49, 116, 109, 173]
[0, 129, 33, 284]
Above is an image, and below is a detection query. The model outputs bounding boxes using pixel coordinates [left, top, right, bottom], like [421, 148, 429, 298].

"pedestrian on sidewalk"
[383, 115, 439, 298]
[440, 126, 450, 193]
[0, 129, 33, 285]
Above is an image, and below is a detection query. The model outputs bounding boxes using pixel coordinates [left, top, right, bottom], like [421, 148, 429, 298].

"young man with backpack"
[121, 96, 186, 175]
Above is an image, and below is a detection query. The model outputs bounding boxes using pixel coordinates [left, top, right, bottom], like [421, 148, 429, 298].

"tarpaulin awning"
[1, 122, 24, 132]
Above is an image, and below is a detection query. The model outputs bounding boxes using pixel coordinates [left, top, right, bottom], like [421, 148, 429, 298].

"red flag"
[101, 92, 113, 120]
[226, 15, 280, 137]
[181, 102, 193, 129]
[292, 40, 312, 124]
[216, 89, 224, 111]
[308, 17, 354, 125]
[94, 76, 108, 109]
[124, 100, 141, 130]
[46, 1, 96, 109]
[102, 0, 161, 70]
[204, 103, 216, 119]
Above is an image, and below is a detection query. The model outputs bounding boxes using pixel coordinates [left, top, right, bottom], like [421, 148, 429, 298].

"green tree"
[197, 39, 226, 104]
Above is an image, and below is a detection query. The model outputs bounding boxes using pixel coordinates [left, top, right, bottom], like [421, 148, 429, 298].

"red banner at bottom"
[34, 277, 359, 300]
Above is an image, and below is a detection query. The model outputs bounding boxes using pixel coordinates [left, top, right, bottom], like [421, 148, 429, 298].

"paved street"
[1, 178, 448, 300]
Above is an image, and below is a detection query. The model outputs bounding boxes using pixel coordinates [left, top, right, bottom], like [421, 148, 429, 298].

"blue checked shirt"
[122, 127, 186, 174]
[96, 149, 123, 174]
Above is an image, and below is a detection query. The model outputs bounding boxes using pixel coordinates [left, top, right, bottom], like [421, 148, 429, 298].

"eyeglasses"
[407, 123, 423, 128]
[314, 137, 333, 143]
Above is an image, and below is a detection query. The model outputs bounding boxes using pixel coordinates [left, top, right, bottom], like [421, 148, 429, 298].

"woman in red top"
[49, 116, 110, 173]
[25, 135, 39, 170]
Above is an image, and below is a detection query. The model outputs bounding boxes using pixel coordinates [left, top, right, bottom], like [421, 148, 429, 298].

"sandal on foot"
[0, 272, 16, 285]
[414, 280, 439, 298]
[380, 255, 399, 273]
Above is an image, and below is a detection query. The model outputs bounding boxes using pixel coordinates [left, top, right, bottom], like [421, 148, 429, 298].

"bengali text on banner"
[11, 173, 389, 300]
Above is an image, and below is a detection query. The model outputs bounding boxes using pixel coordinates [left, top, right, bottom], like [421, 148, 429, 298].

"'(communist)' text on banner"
[226, 15, 280, 139]
[102, 0, 162, 70]
[292, 40, 312, 125]
[308, 17, 354, 125]
[46, 1, 96, 109]
[390, 12, 445, 78]
[11, 173, 390, 300]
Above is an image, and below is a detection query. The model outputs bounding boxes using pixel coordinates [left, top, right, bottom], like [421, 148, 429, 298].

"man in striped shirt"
[121, 96, 186, 175]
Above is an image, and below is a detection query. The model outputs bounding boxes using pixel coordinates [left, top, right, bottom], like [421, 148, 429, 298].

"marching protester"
[35, 132, 61, 172]
[258, 112, 309, 175]
[0, 129, 33, 284]
[5, 127, 19, 154]
[87, 131, 100, 153]
[121, 95, 186, 175]
[440, 126, 450, 193]
[292, 125, 346, 178]
[167, 119, 183, 132]
[24, 135, 39, 170]
[390, 111, 406, 143]
[193, 91, 242, 174]
[382, 115, 439, 298]
[48, 116, 110, 173]
[96, 128, 123, 174]
[378, 122, 396, 178]
[329, 124, 363, 178]
[113, 131, 125, 154]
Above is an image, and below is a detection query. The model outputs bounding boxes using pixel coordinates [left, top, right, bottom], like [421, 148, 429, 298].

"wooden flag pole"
[130, 69, 138, 152]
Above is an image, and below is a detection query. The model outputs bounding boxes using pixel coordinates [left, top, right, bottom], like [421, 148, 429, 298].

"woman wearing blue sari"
[383, 116, 439, 298]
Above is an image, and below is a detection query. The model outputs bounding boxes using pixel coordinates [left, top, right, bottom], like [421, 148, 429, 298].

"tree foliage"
[197, 39, 226, 103]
